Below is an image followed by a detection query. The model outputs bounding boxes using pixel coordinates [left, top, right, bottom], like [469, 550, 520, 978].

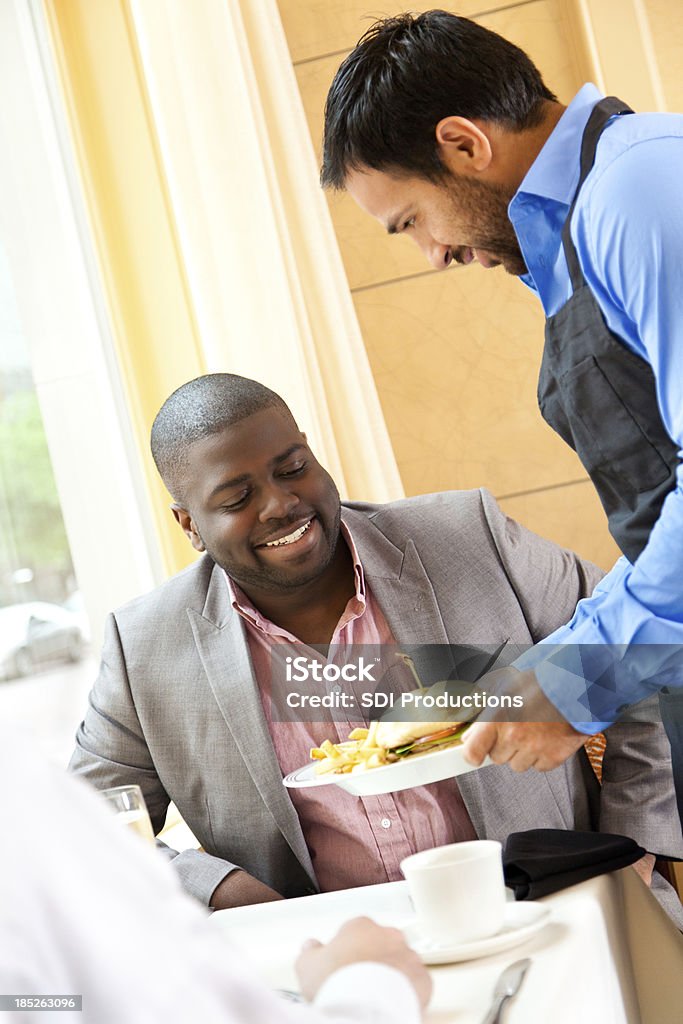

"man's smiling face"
[345, 165, 527, 277]
[172, 406, 342, 597]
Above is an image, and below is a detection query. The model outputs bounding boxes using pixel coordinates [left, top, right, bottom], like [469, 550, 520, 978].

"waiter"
[321, 10, 683, 816]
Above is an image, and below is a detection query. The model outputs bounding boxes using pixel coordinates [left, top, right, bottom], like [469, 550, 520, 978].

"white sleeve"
[314, 963, 421, 1024]
[0, 729, 421, 1024]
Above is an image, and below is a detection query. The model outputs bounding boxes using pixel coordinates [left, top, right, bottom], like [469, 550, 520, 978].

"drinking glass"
[101, 784, 155, 843]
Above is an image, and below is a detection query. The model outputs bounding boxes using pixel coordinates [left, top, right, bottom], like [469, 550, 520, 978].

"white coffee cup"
[401, 840, 506, 945]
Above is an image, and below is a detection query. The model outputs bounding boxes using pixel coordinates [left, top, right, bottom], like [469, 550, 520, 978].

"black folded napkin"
[503, 829, 646, 900]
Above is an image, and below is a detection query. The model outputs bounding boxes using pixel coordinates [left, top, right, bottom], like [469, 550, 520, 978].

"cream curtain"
[127, 0, 403, 501]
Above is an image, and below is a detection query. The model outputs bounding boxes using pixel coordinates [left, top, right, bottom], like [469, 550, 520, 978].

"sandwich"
[373, 719, 468, 762]
[310, 717, 468, 775]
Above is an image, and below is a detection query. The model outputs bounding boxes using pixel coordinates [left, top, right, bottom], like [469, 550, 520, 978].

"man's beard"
[200, 503, 343, 594]
[444, 174, 528, 276]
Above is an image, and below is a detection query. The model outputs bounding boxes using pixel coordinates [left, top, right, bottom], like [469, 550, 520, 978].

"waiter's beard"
[442, 174, 528, 277]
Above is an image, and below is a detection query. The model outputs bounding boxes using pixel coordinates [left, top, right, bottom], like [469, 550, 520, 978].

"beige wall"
[276, 0, 679, 571]
[644, 0, 683, 111]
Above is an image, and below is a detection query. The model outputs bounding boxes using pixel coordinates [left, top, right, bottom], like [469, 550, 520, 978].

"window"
[0, 1, 159, 763]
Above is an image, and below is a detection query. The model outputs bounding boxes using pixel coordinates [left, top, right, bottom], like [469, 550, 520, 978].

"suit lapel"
[342, 507, 453, 651]
[343, 508, 511, 682]
[189, 565, 315, 883]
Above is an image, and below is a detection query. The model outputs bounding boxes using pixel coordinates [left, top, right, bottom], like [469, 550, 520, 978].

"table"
[210, 869, 683, 1024]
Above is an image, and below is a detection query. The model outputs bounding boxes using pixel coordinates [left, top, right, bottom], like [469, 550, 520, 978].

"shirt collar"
[512, 83, 604, 208]
[224, 519, 366, 635]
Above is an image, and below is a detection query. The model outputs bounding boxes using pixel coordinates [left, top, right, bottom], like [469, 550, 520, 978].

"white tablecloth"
[210, 868, 683, 1024]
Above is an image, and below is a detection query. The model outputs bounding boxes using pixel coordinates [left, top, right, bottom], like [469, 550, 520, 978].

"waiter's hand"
[462, 719, 587, 771]
[461, 666, 589, 771]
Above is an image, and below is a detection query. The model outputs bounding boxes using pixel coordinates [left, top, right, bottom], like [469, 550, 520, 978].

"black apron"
[536, 96, 683, 826]
[538, 97, 679, 563]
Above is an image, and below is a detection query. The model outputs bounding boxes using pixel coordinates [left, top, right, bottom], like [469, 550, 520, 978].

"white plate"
[404, 901, 550, 964]
[283, 743, 491, 796]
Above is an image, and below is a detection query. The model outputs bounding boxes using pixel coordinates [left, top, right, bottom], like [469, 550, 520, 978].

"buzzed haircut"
[151, 373, 290, 503]
[321, 10, 557, 189]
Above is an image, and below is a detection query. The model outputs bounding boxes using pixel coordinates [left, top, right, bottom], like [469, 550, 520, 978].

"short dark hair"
[321, 10, 556, 188]
[150, 373, 291, 502]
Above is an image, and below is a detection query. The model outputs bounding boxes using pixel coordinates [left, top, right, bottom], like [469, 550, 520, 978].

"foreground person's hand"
[295, 916, 432, 1008]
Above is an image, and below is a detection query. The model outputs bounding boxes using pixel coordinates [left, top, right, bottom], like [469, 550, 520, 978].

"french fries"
[310, 721, 391, 775]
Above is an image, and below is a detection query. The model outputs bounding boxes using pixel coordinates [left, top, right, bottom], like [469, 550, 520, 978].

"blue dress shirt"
[508, 84, 683, 730]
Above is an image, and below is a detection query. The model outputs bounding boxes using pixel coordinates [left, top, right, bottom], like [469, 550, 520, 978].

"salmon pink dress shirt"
[226, 524, 476, 892]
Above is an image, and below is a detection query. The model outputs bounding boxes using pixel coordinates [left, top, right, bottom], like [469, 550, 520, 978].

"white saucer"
[404, 901, 550, 964]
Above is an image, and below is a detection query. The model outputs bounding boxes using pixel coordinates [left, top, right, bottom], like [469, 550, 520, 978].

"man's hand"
[295, 916, 432, 1008]
[631, 853, 655, 887]
[210, 869, 284, 909]
[462, 719, 588, 771]
[459, 666, 589, 771]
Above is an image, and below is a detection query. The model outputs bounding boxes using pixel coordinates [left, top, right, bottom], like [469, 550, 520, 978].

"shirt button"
[331, 685, 342, 695]
[380, 818, 392, 830]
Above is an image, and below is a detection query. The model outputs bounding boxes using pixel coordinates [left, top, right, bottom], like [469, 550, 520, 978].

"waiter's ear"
[435, 116, 493, 174]
[171, 505, 205, 552]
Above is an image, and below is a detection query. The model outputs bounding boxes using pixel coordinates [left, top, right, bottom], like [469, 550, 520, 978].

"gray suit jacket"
[70, 490, 683, 916]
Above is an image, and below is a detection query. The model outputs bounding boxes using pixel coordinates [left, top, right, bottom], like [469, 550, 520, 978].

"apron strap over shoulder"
[562, 97, 634, 291]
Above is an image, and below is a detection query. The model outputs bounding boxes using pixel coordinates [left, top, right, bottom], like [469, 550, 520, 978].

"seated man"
[70, 374, 682, 923]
